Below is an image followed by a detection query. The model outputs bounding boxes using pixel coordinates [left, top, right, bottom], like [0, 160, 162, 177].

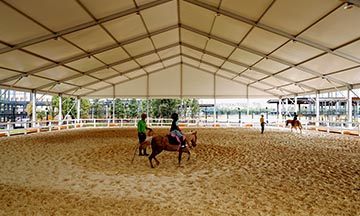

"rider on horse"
[170, 113, 186, 148]
[292, 112, 298, 126]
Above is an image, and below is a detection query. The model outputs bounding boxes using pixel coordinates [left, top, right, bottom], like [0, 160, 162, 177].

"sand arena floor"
[0, 127, 359, 216]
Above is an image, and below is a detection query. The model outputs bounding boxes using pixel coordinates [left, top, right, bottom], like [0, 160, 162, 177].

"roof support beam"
[184, 0, 360, 64]
[181, 24, 351, 88]
[0, 0, 173, 54]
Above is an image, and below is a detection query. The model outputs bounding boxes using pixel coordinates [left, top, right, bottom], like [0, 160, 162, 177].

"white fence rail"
[0, 117, 359, 137]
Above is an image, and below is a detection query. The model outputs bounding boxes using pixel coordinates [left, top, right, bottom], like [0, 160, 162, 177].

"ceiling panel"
[136, 53, 160, 66]
[228, 48, 263, 65]
[94, 47, 129, 65]
[220, 0, 273, 21]
[113, 60, 138, 72]
[202, 54, 225, 66]
[233, 75, 253, 85]
[66, 75, 99, 86]
[91, 68, 119, 80]
[261, 76, 291, 87]
[0, 68, 21, 80]
[63, 25, 115, 52]
[141, 0, 177, 32]
[205, 39, 234, 58]
[81, 0, 134, 19]
[36, 66, 80, 81]
[158, 46, 180, 59]
[241, 27, 289, 54]
[212, 15, 252, 44]
[152, 29, 179, 49]
[180, 1, 214, 33]
[23, 38, 84, 62]
[300, 53, 358, 75]
[222, 61, 247, 73]
[299, 6, 360, 49]
[2, 75, 53, 89]
[65, 57, 104, 72]
[0, 50, 51, 71]
[301, 77, 342, 90]
[199, 62, 217, 73]
[336, 40, 360, 59]
[123, 38, 154, 56]
[126, 69, 146, 78]
[7, 0, 92, 32]
[181, 29, 208, 50]
[276, 68, 316, 82]
[106, 75, 129, 84]
[162, 56, 181, 67]
[103, 14, 147, 42]
[217, 70, 236, 79]
[260, 0, 341, 35]
[329, 67, 360, 85]
[181, 46, 203, 59]
[270, 41, 324, 65]
[253, 59, 288, 74]
[241, 70, 267, 80]
[0, 1, 50, 44]
[144, 62, 164, 72]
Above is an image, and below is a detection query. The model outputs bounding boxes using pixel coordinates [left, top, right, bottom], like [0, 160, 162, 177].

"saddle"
[167, 132, 182, 145]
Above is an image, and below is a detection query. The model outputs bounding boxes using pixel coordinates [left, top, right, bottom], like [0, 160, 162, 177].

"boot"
[181, 139, 186, 148]
[143, 149, 149, 156]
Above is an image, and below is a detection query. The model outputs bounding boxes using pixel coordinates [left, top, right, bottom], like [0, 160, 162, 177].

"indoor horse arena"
[0, 127, 359, 215]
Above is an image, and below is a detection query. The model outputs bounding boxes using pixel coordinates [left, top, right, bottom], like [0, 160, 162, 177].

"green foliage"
[51, 96, 91, 119]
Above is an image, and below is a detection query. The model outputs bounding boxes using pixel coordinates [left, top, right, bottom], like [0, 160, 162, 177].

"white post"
[316, 91, 320, 127]
[32, 91, 36, 124]
[294, 96, 298, 114]
[77, 97, 81, 123]
[348, 89, 353, 127]
[112, 98, 115, 123]
[213, 98, 217, 124]
[59, 94, 63, 125]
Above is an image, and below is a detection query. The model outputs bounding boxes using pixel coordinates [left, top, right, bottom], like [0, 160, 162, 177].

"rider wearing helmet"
[292, 112, 298, 126]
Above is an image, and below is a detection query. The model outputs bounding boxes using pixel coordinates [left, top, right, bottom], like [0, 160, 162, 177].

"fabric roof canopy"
[1, 0, 360, 99]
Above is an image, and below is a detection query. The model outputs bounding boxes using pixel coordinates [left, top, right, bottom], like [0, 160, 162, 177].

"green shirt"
[137, 120, 147, 133]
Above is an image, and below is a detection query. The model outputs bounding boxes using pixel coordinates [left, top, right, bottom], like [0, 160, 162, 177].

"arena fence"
[0, 117, 359, 137]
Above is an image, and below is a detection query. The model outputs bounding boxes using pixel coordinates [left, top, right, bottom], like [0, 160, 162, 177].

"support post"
[316, 91, 320, 126]
[59, 94, 63, 125]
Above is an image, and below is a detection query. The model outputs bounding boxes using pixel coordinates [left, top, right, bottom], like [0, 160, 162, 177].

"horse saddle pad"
[167, 132, 180, 145]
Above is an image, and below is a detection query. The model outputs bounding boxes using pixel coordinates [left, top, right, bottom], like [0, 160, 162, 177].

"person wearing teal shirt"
[138, 113, 151, 156]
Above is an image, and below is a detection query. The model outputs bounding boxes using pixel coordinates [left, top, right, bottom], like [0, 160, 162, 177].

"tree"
[51, 96, 91, 119]
[150, 99, 181, 118]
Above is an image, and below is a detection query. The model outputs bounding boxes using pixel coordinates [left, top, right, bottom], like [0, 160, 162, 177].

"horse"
[285, 119, 302, 133]
[145, 131, 198, 168]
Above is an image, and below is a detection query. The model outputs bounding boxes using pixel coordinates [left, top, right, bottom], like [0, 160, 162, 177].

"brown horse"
[285, 119, 302, 133]
[145, 131, 198, 168]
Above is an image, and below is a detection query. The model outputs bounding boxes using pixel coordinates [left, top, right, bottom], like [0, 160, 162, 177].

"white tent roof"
[1, 0, 360, 99]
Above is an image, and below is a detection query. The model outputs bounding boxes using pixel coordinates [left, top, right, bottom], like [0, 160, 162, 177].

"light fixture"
[344, 2, 354, 9]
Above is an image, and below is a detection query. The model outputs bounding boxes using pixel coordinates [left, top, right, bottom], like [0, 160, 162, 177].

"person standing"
[260, 114, 265, 134]
[137, 113, 151, 156]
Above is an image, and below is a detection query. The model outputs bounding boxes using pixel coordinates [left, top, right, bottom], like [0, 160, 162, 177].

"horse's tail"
[298, 121, 302, 129]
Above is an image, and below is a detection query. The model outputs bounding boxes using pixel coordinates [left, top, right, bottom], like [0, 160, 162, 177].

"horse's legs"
[149, 150, 161, 168]
[187, 151, 190, 161]
[178, 149, 183, 166]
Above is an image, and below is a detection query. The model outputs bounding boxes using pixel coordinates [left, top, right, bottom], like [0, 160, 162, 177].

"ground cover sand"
[0, 127, 359, 216]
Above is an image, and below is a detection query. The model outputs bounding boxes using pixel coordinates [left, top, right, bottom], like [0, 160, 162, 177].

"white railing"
[0, 117, 359, 137]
